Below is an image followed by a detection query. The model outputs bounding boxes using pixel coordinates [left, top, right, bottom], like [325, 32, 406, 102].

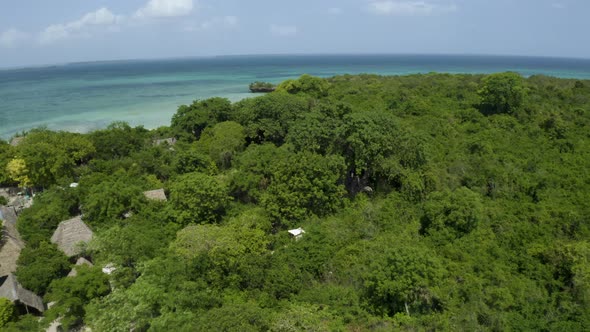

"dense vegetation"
[1, 72, 589, 331]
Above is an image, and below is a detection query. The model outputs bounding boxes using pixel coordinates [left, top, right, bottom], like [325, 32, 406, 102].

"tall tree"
[15, 242, 71, 295]
[14, 130, 95, 188]
[171, 97, 233, 141]
[168, 172, 230, 225]
[478, 72, 526, 115]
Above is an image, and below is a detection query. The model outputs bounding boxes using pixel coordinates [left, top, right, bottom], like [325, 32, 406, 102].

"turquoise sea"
[1, 54, 590, 139]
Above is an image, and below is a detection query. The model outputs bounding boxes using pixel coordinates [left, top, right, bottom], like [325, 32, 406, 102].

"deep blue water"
[1, 54, 590, 139]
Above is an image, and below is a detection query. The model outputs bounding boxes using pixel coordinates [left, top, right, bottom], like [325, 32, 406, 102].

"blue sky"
[0, 0, 588, 67]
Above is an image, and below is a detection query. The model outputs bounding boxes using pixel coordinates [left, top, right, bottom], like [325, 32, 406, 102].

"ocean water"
[1, 54, 590, 139]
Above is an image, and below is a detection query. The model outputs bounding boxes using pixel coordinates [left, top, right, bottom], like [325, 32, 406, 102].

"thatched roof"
[0, 274, 45, 312]
[9, 136, 24, 147]
[51, 216, 93, 257]
[154, 137, 177, 146]
[67, 257, 94, 277]
[0, 217, 25, 276]
[143, 189, 167, 202]
[0, 206, 18, 225]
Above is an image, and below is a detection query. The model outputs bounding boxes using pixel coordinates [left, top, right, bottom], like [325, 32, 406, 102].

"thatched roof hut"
[9, 136, 24, 147]
[0, 206, 18, 225]
[67, 257, 94, 277]
[143, 189, 167, 202]
[0, 216, 25, 276]
[51, 216, 93, 257]
[0, 274, 45, 313]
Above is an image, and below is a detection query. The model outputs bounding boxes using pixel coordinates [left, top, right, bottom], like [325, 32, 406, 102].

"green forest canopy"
[0, 72, 589, 331]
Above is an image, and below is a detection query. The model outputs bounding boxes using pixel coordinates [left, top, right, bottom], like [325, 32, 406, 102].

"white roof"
[69, 183, 79, 188]
[288, 227, 305, 237]
[102, 263, 116, 275]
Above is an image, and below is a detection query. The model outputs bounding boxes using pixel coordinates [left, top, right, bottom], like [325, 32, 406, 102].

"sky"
[0, 0, 588, 67]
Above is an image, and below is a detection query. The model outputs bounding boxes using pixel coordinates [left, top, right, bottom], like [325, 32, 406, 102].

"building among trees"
[50, 216, 93, 257]
[288, 227, 306, 240]
[143, 189, 168, 202]
[0, 206, 25, 276]
[67, 257, 94, 277]
[0, 274, 44, 313]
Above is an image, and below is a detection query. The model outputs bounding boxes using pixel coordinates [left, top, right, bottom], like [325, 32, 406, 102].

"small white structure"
[102, 263, 117, 275]
[288, 227, 306, 240]
[69, 183, 79, 188]
[154, 137, 177, 146]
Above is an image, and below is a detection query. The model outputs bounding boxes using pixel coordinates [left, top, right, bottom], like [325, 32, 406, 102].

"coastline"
[2, 54, 590, 140]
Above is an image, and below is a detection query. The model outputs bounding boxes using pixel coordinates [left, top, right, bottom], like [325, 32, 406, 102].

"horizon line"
[2, 52, 590, 72]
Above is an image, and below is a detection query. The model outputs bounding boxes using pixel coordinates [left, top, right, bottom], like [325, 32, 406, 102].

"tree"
[171, 97, 232, 141]
[172, 143, 217, 175]
[191, 303, 271, 331]
[14, 130, 95, 188]
[81, 171, 147, 226]
[0, 141, 14, 185]
[90, 215, 177, 269]
[168, 172, 230, 225]
[5, 158, 31, 188]
[88, 122, 149, 160]
[269, 303, 344, 332]
[420, 187, 484, 237]
[17, 187, 80, 246]
[262, 151, 346, 224]
[197, 121, 246, 169]
[340, 111, 400, 194]
[0, 298, 16, 328]
[478, 72, 526, 115]
[364, 244, 446, 317]
[44, 266, 111, 330]
[1, 314, 40, 331]
[233, 93, 308, 145]
[230, 143, 289, 203]
[276, 74, 331, 98]
[171, 223, 269, 288]
[15, 241, 71, 295]
[86, 254, 221, 331]
[285, 111, 340, 155]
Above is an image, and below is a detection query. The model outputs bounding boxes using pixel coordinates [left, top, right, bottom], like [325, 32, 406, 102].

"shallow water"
[1, 54, 590, 139]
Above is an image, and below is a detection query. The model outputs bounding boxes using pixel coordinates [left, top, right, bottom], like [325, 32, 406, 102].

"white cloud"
[184, 15, 238, 31]
[270, 24, 298, 37]
[368, 1, 456, 16]
[0, 28, 29, 48]
[328, 7, 343, 15]
[135, 0, 194, 19]
[39, 8, 121, 44]
[12, 0, 230, 48]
